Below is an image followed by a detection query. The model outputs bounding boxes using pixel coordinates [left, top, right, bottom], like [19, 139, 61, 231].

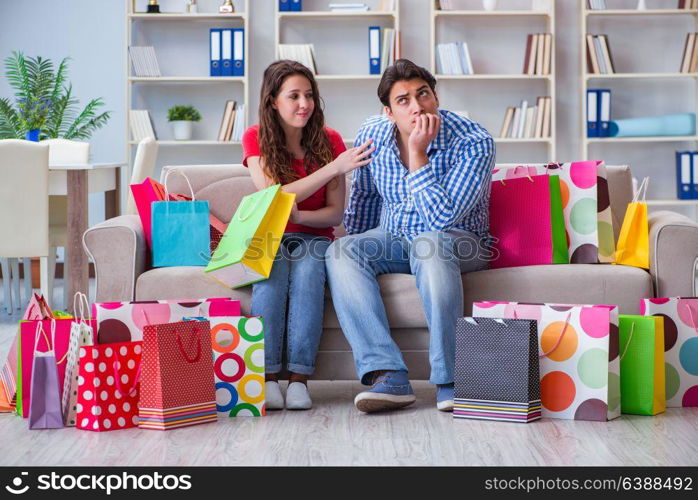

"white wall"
[0, 0, 694, 220]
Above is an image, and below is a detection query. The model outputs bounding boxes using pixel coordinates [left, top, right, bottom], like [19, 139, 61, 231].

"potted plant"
[0, 52, 111, 141]
[168, 105, 201, 140]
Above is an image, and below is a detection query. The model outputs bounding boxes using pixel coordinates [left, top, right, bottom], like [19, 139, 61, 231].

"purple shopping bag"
[28, 321, 64, 430]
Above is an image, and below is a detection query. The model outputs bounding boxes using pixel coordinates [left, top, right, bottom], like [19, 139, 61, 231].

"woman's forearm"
[281, 162, 339, 203]
[295, 206, 344, 228]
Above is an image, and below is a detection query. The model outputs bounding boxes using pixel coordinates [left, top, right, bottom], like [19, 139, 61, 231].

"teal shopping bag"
[152, 170, 210, 267]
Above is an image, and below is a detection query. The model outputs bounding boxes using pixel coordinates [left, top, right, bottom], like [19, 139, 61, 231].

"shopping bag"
[208, 316, 265, 417]
[454, 317, 541, 423]
[489, 173, 568, 269]
[618, 315, 665, 415]
[130, 177, 165, 250]
[0, 328, 20, 411]
[640, 297, 698, 407]
[28, 321, 64, 429]
[139, 320, 217, 430]
[615, 176, 649, 269]
[22, 292, 54, 321]
[75, 341, 142, 432]
[151, 170, 211, 267]
[473, 301, 621, 421]
[17, 318, 72, 418]
[492, 161, 615, 263]
[93, 297, 241, 344]
[205, 184, 295, 289]
[62, 293, 95, 426]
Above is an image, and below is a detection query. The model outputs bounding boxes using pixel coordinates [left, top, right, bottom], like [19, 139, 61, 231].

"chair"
[126, 137, 159, 215]
[45, 138, 90, 307]
[0, 140, 51, 313]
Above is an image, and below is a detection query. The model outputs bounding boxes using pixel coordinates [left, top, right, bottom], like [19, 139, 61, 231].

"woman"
[243, 60, 374, 410]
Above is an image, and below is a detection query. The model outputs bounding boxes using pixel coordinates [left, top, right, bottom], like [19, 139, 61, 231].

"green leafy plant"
[167, 105, 201, 122]
[0, 51, 111, 140]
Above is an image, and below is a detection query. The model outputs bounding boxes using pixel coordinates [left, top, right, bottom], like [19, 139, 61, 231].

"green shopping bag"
[205, 184, 295, 289]
[549, 175, 568, 264]
[618, 315, 666, 416]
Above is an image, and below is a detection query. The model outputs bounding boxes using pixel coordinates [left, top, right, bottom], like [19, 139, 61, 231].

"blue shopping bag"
[152, 170, 210, 267]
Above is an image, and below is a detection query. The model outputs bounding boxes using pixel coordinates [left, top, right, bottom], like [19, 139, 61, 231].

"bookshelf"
[274, 0, 401, 144]
[430, 1, 557, 162]
[580, 0, 698, 208]
[126, 0, 250, 157]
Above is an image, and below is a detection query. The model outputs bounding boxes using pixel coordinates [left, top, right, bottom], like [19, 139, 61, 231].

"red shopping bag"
[139, 320, 217, 430]
[75, 341, 142, 432]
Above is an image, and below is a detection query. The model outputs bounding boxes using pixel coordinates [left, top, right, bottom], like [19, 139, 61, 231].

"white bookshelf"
[126, 0, 250, 163]
[274, 0, 401, 141]
[581, 0, 698, 209]
[430, 1, 557, 162]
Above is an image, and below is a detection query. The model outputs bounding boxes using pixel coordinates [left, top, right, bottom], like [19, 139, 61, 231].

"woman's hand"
[289, 203, 303, 225]
[330, 139, 376, 175]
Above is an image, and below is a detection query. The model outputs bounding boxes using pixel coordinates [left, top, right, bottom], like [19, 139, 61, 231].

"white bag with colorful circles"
[473, 301, 620, 421]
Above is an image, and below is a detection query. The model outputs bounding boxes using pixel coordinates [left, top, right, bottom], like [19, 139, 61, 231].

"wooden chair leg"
[39, 256, 50, 304]
[1, 259, 11, 314]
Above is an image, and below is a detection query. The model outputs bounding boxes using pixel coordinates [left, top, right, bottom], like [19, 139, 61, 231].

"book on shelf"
[523, 34, 552, 75]
[586, 34, 615, 74]
[217, 101, 246, 142]
[499, 97, 551, 139]
[587, 0, 607, 9]
[436, 42, 473, 75]
[380, 28, 398, 73]
[679, 1, 698, 9]
[329, 3, 370, 12]
[130, 110, 157, 141]
[278, 44, 317, 74]
[680, 33, 698, 73]
[129, 46, 161, 77]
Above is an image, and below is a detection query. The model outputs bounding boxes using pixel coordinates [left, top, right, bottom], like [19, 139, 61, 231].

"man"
[325, 59, 495, 413]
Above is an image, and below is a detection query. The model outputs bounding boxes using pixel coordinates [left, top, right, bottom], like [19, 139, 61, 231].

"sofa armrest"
[649, 210, 698, 297]
[82, 215, 147, 302]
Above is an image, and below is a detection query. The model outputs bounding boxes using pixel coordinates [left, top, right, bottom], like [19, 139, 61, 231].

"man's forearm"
[408, 147, 429, 172]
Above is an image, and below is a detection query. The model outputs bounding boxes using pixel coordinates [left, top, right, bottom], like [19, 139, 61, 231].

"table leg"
[105, 190, 117, 220]
[67, 170, 89, 313]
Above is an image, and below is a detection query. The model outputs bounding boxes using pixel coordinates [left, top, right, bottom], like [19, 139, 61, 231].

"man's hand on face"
[407, 113, 440, 171]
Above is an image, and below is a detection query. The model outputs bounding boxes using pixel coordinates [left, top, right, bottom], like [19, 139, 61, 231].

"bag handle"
[163, 169, 196, 202]
[633, 176, 649, 203]
[72, 292, 90, 325]
[112, 350, 142, 398]
[236, 188, 274, 222]
[176, 326, 202, 363]
[539, 312, 572, 359]
[33, 320, 52, 354]
[620, 322, 635, 361]
[498, 170, 535, 186]
[684, 303, 698, 335]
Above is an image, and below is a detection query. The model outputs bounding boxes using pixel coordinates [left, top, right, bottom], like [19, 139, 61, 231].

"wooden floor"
[1, 288, 697, 466]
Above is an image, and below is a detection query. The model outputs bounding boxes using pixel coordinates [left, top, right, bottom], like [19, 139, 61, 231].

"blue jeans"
[251, 232, 331, 375]
[325, 227, 489, 385]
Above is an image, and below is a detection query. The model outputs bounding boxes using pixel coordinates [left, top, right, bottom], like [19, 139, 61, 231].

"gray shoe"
[285, 382, 312, 410]
[265, 381, 284, 410]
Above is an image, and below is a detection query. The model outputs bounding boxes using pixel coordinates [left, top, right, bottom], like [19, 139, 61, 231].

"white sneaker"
[285, 382, 312, 410]
[265, 381, 284, 410]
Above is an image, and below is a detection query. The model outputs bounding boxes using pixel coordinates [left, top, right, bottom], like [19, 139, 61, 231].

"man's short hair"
[377, 59, 437, 107]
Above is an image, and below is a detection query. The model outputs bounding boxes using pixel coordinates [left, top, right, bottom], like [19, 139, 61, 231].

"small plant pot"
[171, 120, 193, 140]
[25, 129, 40, 142]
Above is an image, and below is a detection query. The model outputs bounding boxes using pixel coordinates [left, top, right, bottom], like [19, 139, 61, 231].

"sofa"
[83, 164, 698, 379]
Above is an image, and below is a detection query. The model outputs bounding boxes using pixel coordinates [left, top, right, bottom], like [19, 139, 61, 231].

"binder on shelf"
[279, 0, 291, 11]
[291, 0, 302, 11]
[221, 29, 233, 76]
[369, 26, 381, 75]
[210, 29, 222, 77]
[587, 89, 599, 138]
[599, 89, 611, 138]
[232, 28, 244, 76]
[692, 152, 698, 199]
[676, 151, 693, 199]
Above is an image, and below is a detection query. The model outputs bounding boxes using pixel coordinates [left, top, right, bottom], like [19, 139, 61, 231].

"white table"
[49, 162, 125, 310]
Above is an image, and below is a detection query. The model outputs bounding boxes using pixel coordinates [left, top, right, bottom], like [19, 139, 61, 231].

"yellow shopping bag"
[615, 177, 649, 269]
[205, 184, 295, 288]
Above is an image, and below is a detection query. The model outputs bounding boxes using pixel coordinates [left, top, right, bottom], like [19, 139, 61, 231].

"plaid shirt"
[344, 109, 495, 241]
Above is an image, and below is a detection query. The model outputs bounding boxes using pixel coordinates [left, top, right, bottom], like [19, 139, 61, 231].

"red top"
[242, 125, 346, 239]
